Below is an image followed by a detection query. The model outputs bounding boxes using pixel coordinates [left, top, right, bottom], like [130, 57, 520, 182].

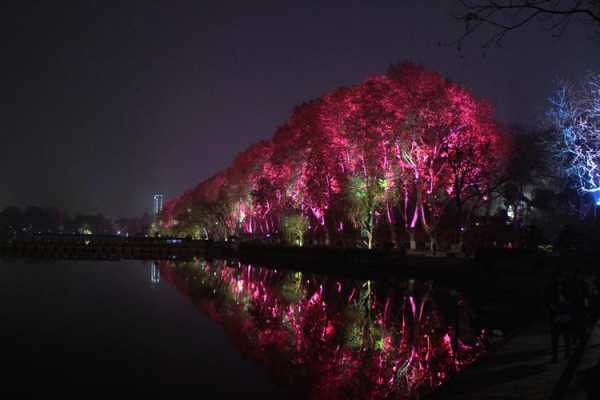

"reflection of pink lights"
[443, 333, 454, 358]
[159, 260, 484, 399]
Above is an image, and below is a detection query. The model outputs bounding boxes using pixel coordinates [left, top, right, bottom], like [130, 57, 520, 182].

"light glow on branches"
[548, 74, 600, 196]
[156, 63, 505, 248]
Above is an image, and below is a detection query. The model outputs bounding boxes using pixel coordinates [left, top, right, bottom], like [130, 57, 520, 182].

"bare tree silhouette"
[451, 1, 600, 48]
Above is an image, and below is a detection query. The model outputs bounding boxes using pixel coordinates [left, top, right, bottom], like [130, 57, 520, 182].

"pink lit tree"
[158, 62, 506, 250]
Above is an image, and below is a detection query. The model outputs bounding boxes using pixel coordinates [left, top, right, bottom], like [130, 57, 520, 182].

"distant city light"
[153, 194, 164, 215]
[507, 205, 515, 220]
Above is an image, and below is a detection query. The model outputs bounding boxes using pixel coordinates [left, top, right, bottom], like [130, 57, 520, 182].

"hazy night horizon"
[2, 0, 599, 218]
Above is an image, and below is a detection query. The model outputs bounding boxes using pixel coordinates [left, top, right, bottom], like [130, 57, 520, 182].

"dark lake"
[0, 259, 483, 396]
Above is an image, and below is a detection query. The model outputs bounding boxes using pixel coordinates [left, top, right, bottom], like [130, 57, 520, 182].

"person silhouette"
[545, 270, 574, 362]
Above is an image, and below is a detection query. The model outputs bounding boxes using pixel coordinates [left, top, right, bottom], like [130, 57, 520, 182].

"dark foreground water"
[0, 259, 483, 396]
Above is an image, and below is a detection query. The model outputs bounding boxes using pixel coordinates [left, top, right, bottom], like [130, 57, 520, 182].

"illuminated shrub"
[282, 214, 309, 246]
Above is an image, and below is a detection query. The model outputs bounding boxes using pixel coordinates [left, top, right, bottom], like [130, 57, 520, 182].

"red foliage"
[157, 63, 506, 247]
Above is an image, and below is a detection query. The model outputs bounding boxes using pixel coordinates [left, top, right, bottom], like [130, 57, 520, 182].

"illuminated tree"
[229, 140, 274, 234]
[282, 213, 309, 246]
[445, 98, 506, 246]
[345, 176, 387, 249]
[548, 73, 600, 212]
[159, 62, 506, 250]
[388, 63, 505, 250]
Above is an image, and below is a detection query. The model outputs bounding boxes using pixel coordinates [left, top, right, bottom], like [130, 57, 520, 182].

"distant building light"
[153, 194, 164, 215]
[507, 205, 515, 220]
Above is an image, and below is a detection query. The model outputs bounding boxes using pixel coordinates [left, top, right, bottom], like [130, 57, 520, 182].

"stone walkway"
[430, 321, 580, 399]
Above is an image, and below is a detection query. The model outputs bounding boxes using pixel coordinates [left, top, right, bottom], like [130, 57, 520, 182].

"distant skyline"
[2, 1, 599, 218]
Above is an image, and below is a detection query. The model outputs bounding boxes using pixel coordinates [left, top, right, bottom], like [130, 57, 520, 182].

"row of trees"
[156, 63, 508, 250]
[156, 62, 600, 250]
[0, 205, 151, 239]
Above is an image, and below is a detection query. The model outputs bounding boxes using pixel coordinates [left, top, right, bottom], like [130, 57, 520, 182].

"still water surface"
[0, 259, 482, 396]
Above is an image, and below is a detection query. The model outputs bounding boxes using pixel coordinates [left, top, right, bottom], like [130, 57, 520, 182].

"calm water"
[0, 259, 482, 396]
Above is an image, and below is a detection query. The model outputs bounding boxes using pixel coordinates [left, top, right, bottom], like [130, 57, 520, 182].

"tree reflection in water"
[159, 260, 484, 399]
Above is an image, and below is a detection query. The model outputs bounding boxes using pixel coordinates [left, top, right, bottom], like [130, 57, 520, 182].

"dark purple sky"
[2, 1, 599, 218]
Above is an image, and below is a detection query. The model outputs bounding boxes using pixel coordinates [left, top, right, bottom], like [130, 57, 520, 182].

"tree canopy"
[157, 63, 506, 249]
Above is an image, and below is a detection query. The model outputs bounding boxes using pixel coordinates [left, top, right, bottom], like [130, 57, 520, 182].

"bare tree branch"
[449, 1, 600, 49]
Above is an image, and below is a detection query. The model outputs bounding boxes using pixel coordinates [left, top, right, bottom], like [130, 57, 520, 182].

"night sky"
[2, 1, 599, 218]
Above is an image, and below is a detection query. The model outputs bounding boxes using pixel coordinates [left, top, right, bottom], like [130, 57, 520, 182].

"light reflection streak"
[159, 259, 484, 399]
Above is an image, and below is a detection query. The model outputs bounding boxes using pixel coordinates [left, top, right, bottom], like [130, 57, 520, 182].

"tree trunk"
[428, 232, 437, 255]
[408, 229, 417, 250]
[390, 227, 397, 248]
[366, 212, 374, 250]
[457, 231, 464, 253]
[456, 195, 463, 251]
